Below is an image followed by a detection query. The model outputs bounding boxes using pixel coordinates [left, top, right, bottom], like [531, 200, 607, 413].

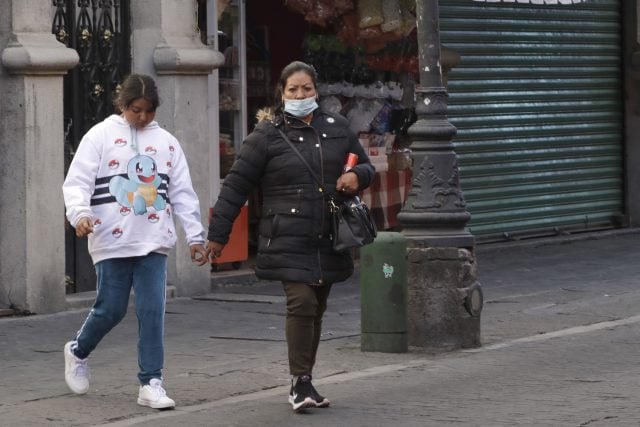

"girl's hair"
[114, 74, 160, 112]
[273, 61, 318, 112]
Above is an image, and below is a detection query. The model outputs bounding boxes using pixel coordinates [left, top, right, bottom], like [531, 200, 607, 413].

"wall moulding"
[2, 33, 78, 75]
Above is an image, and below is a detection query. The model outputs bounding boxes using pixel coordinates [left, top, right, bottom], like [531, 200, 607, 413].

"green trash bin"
[360, 232, 407, 353]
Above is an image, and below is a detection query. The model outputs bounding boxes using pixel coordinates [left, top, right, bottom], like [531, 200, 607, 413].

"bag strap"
[276, 127, 327, 194]
[275, 126, 353, 213]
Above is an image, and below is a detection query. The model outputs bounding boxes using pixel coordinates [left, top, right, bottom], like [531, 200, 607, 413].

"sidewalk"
[1, 228, 639, 426]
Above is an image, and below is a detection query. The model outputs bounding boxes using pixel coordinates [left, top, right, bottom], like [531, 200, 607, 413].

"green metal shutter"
[439, 0, 623, 240]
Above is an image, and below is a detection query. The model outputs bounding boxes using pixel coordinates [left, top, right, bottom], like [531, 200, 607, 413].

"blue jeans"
[72, 252, 167, 385]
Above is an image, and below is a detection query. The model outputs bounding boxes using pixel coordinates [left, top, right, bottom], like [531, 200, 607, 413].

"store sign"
[473, 0, 584, 3]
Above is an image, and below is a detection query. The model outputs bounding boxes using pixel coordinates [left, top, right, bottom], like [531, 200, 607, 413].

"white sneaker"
[64, 341, 90, 394]
[137, 378, 175, 409]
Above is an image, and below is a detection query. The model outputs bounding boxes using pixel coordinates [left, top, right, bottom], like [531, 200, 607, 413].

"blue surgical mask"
[283, 96, 318, 117]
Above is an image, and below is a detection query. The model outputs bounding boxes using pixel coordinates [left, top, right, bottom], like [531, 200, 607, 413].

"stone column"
[397, 0, 482, 350]
[130, 0, 224, 296]
[0, 0, 78, 313]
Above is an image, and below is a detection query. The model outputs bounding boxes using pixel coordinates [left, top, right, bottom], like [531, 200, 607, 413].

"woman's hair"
[114, 74, 160, 113]
[273, 61, 318, 112]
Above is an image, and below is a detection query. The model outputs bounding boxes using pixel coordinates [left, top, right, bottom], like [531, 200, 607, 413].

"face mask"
[283, 96, 318, 117]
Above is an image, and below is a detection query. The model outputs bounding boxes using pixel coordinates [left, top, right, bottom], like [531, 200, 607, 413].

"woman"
[62, 74, 209, 409]
[207, 61, 375, 412]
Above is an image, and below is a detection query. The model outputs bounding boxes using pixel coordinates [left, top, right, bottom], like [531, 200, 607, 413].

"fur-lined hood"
[256, 107, 276, 123]
[255, 107, 319, 127]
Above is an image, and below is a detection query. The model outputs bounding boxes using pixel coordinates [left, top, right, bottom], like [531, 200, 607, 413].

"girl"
[62, 74, 208, 409]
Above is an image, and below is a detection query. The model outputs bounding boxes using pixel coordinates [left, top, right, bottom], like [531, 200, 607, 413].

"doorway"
[52, 0, 131, 292]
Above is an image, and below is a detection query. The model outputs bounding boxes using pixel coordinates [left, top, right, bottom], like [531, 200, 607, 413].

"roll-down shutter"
[439, 0, 623, 240]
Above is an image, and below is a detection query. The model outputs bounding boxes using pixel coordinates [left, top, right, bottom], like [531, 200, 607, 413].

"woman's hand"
[74, 217, 94, 238]
[336, 171, 360, 195]
[190, 244, 209, 266]
[207, 241, 226, 261]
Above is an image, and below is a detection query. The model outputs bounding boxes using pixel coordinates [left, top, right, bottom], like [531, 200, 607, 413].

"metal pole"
[399, 0, 481, 351]
[397, 0, 473, 248]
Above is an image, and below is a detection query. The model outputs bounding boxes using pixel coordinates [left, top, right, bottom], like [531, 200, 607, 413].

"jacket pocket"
[261, 188, 304, 216]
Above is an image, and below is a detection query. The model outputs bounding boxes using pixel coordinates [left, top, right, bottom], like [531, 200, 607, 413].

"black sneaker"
[288, 375, 317, 411]
[310, 382, 330, 408]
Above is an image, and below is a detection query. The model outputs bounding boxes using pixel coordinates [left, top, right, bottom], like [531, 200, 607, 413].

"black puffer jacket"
[208, 107, 375, 285]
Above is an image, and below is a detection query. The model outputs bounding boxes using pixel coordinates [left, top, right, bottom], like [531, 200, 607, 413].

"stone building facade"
[0, 0, 223, 313]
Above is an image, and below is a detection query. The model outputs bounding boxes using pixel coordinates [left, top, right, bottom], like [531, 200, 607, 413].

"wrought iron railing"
[52, 0, 130, 293]
[52, 0, 130, 155]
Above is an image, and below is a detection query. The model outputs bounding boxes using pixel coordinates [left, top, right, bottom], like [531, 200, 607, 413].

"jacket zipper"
[310, 126, 325, 285]
[285, 117, 326, 285]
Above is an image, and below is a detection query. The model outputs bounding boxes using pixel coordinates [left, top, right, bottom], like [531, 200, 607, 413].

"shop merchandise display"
[286, 0, 419, 173]
[357, 0, 384, 28]
[284, 0, 355, 27]
[219, 78, 240, 111]
[314, 70, 413, 172]
[380, 0, 402, 32]
[288, 0, 417, 71]
[217, 0, 230, 20]
[316, 80, 411, 172]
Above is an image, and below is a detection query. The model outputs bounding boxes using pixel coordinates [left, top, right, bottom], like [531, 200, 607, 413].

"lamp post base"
[406, 246, 481, 351]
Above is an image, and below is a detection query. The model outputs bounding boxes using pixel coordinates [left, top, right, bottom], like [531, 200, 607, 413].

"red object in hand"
[344, 153, 358, 172]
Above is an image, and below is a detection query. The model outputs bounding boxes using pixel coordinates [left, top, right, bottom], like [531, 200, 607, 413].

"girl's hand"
[190, 244, 209, 266]
[75, 217, 94, 238]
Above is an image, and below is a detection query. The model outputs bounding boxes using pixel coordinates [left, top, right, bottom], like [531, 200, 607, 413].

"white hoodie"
[63, 114, 206, 264]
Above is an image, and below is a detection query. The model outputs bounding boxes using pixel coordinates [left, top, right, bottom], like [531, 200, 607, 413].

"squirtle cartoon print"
[109, 155, 166, 215]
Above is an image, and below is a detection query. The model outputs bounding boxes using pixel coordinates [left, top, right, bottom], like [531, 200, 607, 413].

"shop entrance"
[251, 1, 624, 242]
[202, 1, 419, 264]
[52, 0, 131, 293]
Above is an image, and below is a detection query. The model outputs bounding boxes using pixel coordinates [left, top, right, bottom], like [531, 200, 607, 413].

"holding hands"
[207, 241, 225, 262]
[190, 244, 209, 266]
[74, 217, 210, 267]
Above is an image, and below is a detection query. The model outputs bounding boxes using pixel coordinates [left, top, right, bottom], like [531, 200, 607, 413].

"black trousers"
[282, 282, 333, 376]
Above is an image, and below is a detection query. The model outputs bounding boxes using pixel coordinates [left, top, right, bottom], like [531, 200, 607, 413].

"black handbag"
[276, 128, 377, 252]
[329, 195, 377, 252]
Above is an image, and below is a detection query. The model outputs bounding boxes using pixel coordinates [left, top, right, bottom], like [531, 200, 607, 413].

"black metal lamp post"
[398, 0, 473, 247]
[398, 0, 482, 350]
